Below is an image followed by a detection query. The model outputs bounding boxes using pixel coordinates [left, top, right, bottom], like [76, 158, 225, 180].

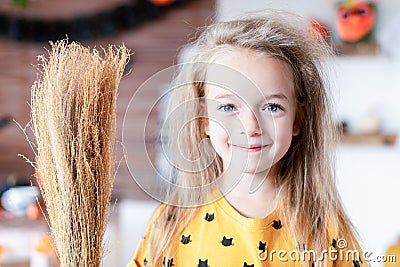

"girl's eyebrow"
[264, 93, 289, 102]
[213, 93, 238, 99]
[213, 92, 289, 102]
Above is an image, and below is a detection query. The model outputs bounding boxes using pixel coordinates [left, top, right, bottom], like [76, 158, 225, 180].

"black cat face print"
[258, 241, 266, 252]
[332, 238, 337, 248]
[198, 259, 208, 267]
[221, 236, 233, 246]
[204, 212, 214, 222]
[163, 257, 174, 267]
[180, 235, 191, 245]
[353, 255, 363, 267]
[272, 219, 282, 229]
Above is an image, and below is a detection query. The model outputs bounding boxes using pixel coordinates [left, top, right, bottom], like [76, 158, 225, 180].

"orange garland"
[148, 0, 175, 6]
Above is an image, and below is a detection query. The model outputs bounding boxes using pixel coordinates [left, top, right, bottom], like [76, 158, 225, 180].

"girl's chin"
[223, 163, 274, 175]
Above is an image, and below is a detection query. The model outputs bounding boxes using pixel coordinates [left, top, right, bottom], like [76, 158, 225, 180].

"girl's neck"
[218, 167, 278, 218]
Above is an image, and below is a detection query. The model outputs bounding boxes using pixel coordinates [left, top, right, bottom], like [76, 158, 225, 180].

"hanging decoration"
[334, 0, 378, 43]
[0, 0, 189, 42]
[147, 0, 176, 6]
[309, 19, 330, 42]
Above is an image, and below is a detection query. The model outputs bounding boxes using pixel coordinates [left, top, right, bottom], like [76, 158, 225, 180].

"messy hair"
[149, 11, 361, 266]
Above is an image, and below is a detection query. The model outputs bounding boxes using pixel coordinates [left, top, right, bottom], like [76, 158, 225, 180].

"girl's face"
[204, 48, 300, 176]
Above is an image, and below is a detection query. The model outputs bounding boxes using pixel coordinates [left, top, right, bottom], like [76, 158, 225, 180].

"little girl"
[127, 12, 367, 267]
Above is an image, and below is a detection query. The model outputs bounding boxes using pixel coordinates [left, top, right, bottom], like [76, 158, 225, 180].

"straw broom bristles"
[30, 39, 130, 267]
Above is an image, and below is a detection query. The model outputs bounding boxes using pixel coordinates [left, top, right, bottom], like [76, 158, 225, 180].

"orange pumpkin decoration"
[147, 0, 175, 6]
[34, 235, 54, 255]
[335, 0, 376, 42]
[0, 245, 4, 260]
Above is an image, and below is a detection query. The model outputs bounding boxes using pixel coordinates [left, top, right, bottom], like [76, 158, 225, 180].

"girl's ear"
[292, 103, 305, 137]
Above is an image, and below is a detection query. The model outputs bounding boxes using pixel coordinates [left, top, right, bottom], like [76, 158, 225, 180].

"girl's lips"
[231, 144, 268, 152]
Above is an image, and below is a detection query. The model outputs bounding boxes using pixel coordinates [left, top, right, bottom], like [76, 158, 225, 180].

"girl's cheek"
[276, 123, 295, 148]
[209, 120, 230, 138]
[208, 114, 235, 133]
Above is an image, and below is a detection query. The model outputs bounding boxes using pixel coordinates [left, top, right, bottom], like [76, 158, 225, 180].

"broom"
[30, 39, 129, 267]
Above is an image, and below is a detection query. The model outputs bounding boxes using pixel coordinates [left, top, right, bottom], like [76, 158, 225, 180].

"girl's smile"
[230, 144, 269, 153]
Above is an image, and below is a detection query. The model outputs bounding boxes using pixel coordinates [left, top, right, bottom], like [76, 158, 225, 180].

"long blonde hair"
[149, 12, 362, 266]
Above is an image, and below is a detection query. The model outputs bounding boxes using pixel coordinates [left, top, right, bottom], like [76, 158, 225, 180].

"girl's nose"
[240, 111, 262, 136]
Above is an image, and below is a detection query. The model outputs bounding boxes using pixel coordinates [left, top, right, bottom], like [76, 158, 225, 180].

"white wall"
[329, 56, 400, 135]
[336, 145, 400, 265]
[331, 57, 400, 265]
[118, 200, 158, 266]
[217, 0, 334, 24]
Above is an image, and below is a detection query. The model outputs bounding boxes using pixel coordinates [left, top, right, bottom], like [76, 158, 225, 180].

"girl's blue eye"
[219, 104, 236, 112]
[264, 104, 282, 112]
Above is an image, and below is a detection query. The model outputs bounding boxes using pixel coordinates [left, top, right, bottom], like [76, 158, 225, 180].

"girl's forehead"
[204, 48, 295, 102]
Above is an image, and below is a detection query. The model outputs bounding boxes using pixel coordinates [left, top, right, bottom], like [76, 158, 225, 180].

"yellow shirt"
[127, 196, 364, 267]
[383, 242, 400, 267]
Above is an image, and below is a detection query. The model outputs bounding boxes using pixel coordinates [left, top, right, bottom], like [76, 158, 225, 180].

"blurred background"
[0, 0, 399, 266]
